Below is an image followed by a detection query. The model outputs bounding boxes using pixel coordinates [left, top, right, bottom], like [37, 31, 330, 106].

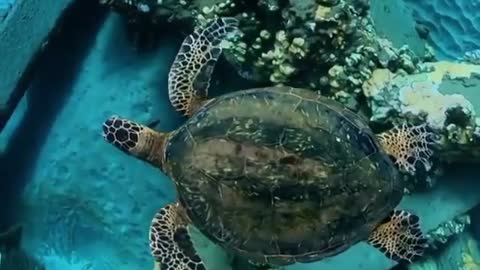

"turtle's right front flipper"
[150, 203, 206, 270]
[102, 115, 168, 170]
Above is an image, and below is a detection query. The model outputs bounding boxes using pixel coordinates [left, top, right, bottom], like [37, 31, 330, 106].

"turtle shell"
[163, 86, 403, 265]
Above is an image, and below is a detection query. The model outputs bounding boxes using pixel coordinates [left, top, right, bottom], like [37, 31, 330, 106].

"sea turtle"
[102, 17, 434, 269]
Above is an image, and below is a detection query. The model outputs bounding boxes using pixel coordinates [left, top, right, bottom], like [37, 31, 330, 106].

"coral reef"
[402, 228, 480, 270]
[363, 61, 480, 164]
[398, 212, 477, 270]
[100, 0, 432, 111]
[462, 50, 480, 65]
[426, 213, 470, 251]
[461, 237, 480, 270]
[403, 0, 480, 60]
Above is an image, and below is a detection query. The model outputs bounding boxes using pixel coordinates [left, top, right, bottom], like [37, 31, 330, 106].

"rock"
[363, 61, 480, 163]
[409, 229, 480, 270]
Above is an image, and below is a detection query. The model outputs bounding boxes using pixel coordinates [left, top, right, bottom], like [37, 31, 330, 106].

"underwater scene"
[1, 0, 480, 269]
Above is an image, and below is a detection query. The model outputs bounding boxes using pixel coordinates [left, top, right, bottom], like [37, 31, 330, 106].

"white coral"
[462, 49, 480, 65]
[398, 80, 475, 130]
[363, 63, 478, 131]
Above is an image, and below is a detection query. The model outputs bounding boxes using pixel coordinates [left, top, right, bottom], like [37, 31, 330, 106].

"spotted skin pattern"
[377, 123, 435, 174]
[168, 17, 239, 116]
[367, 210, 427, 263]
[102, 115, 144, 153]
[150, 203, 206, 270]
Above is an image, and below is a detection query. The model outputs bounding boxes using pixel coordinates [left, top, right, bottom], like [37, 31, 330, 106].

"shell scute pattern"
[164, 87, 402, 262]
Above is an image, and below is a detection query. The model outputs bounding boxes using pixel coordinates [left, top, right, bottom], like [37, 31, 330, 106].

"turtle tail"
[367, 210, 428, 263]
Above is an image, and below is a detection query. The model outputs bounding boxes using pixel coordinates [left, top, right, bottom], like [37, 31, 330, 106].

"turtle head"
[102, 115, 168, 170]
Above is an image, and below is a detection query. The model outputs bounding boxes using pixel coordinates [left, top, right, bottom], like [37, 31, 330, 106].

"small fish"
[147, 119, 161, 129]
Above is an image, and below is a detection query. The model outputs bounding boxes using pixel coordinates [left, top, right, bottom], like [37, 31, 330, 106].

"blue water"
[0, 4, 182, 269]
[1, 1, 480, 270]
[0, 0, 14, 20]
[403, 0, 480, 60]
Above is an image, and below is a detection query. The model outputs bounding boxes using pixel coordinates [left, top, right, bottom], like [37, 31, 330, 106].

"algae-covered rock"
[406, 229, 480, 270]
[427, 213, 471, 250]
[363, 61, 480, 163]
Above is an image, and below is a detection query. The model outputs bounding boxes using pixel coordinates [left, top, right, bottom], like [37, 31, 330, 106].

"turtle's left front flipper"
[150, 203, 206, 270]
[367, 210, 428, 263]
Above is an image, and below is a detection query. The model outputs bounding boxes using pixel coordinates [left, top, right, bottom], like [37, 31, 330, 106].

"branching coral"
[253, 30, 308, 83]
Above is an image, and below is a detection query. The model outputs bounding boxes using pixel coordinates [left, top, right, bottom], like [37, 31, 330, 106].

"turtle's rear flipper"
[367, 210, 428, 263]
[0, 224, 22, 252]
[377, 123, 435, 175]
[150, 203, 206, 270]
